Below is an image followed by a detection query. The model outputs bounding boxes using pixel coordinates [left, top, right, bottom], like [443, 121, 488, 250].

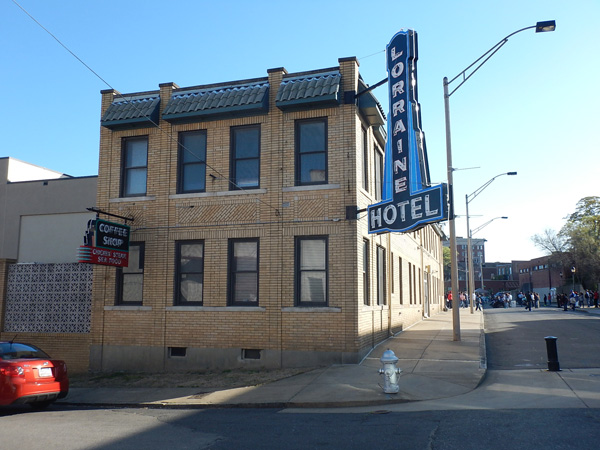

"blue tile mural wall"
[4, 263, 92, 333]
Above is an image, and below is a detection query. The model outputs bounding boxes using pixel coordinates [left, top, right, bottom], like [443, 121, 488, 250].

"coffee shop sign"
[78, 218, 130, 267]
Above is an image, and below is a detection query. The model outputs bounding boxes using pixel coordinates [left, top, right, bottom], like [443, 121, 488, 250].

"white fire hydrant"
[379, 349, 402, 394]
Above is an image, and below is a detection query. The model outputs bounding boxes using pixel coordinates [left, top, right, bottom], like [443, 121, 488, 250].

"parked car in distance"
[0, 341, 69, 409]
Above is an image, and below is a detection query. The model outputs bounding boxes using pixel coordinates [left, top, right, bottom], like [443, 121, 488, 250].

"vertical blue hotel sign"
[368, 30, 448, 233]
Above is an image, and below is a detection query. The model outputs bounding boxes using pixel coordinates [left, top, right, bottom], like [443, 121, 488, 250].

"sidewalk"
[58, 308, 486, 409]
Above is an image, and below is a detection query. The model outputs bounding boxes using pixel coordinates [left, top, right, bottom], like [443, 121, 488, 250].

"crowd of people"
[556, 290, 599, 310]
[445, 290, 600, 311]
[445, 291, 484, 310]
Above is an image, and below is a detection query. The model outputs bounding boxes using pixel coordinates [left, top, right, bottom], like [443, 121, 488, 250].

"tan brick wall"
[91, 60, 445, 371]
[0, 331, 91, 374]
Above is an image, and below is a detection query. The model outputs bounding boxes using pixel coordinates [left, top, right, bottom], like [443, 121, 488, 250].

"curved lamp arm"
[445, 21, 556, 98]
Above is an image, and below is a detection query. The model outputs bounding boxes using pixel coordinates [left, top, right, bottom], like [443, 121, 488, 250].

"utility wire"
[358, 49, 385, 60]
[11, 0, 281, 216]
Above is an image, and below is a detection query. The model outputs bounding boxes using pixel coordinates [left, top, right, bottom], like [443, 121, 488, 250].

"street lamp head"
[507, 171, 517, 176]
[535, 20, 556, 33]
[501, 216, 508, 219]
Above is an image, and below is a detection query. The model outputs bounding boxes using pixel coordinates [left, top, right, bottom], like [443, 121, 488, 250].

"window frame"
[230, 124, 261, 190]
[376, 245, 386, 306]
[374, 145, 384, 201]
[361, 126, 369, 192]
[227, 238, 259, 306]
[121, 136, 148, 197]
[362, 239, 370, 306]
[295, 236, 329, 307]
[295, 118, 328, 186]
[174, 240, 204, 306]
[116, 242, 145, 305]
[398, 257, 404, 305]
[177, 130, 207, 194]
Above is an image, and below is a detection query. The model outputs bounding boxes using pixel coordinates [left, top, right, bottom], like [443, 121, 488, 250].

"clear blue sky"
[1, 0, 598, 262]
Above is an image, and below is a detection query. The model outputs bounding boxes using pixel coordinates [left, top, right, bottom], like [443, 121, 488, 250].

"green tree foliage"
[443, 246, 451, 281]
[533, 197, 600, 289]
[562, 197, 600, 289]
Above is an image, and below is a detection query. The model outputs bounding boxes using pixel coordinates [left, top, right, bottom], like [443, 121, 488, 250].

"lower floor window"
[176, 240, 204, 305]
[296, 236, 328, 306]
[228, 239, 259, 305]
[116, 242, 144, 305]
[376, 245, 386, 305]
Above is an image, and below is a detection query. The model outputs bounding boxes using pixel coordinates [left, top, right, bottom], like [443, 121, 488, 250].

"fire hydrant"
[379, 349, 402, 394]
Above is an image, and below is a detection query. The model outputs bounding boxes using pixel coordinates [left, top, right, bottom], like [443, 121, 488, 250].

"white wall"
[18, 213, 95, 263]
[5, 158, 65, 182]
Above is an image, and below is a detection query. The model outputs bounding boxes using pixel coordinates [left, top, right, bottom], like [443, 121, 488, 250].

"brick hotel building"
[90, 57, 445, 371]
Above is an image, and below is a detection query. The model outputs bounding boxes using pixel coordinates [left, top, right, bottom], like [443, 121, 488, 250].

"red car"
[0, 341, 69, 408]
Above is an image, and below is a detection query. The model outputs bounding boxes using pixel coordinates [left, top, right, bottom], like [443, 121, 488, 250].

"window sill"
[170, 189, 267, 200]
[105, 306, 152, 311]
[282, 307, 341, 313]
[282, 184, 340, 193]
[166, 306, 265, 312]
[110, 196, 156, 203]
[361, 305, 387, 312]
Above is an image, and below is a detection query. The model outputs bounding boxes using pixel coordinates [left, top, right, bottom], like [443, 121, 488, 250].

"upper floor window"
[295, 236, 328, 307]
[175, 240, 204, 305]
[231, 125, 260, 189]
[228, 239, 259, 306]
[361, 127, 369, 192]
[121, 137, 147, 197]
[374, 146, 383, 201]
[116, 242, 144, 305]
[295, 118, 327, 186]
[178, 130, 207, 193]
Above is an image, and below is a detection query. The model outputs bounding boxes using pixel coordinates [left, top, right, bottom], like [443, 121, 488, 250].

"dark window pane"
[300, 153, 326, 183]
[125, 140, 148, 167]
[300, 239, 326, 270]
[300, 272, 326, 303]
[122, 273, 143, 302]
[234, 128, 259, 158]
[235, 159, 259, 187]
[181, 133, 206, 162]
[299, 122, 325, 153]
[234, 242, 257, 271]
[180, 274, 203, 303]
[124, 245, 142, 273]
[181, 243, 204, 273]
[233, 273, 258, 303]
[182, 164, 206, 192]
[124, 168, 147, 196]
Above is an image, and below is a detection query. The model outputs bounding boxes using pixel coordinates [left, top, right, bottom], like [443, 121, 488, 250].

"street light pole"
[469, 216, 508, 307]
[466, 173, 516, 313]
[444, 78, 460, 341]
[443, 21, 555, 340]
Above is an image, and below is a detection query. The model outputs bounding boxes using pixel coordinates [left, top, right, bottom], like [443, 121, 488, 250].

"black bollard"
[545, 336, 561, 371]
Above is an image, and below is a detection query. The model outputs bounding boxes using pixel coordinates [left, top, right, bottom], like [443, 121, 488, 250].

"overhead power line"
[10, 0, 281, 215]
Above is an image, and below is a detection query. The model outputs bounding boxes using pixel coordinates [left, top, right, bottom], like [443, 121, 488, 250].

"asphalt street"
[2, 307, 600, 450]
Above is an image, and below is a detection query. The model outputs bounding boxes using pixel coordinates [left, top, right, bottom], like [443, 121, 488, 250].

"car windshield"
[0, 342, 51, 360]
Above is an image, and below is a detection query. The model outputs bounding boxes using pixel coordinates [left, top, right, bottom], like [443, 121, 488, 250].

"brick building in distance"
[90, 58, 446, 372]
